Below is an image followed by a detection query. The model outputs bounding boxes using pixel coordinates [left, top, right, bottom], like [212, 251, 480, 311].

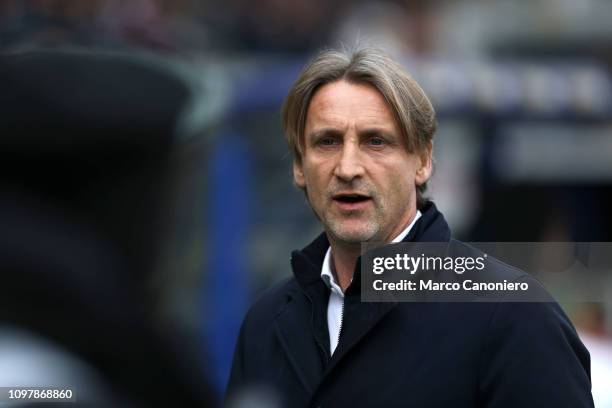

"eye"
[367, 137, 386, 147]
[317, 137, 338, 146]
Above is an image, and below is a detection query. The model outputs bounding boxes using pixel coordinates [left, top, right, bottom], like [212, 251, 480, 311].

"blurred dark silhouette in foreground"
[0, 49, 215, 406]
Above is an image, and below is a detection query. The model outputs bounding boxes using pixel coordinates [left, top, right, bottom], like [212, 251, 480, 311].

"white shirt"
[321, 210, 422, 355]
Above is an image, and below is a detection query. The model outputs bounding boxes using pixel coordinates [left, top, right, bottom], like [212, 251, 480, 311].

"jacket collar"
[278, 201, 452, 396]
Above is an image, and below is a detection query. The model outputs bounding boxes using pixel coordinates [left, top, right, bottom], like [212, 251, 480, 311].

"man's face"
[293, 80, 432, 245]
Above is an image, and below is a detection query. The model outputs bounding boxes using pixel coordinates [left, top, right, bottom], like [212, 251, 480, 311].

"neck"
[327, 208, 419, 292]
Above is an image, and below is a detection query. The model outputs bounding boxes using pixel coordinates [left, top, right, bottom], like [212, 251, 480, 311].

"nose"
[333, 140, 365, 182]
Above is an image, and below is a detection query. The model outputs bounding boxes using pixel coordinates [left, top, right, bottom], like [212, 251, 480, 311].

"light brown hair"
[281, 47, 437, 208]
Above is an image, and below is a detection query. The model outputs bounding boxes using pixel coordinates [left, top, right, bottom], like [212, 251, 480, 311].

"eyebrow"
[359, 128, 397, 140]
[306, 128, 343, 141]
[307, 127, 397, 141]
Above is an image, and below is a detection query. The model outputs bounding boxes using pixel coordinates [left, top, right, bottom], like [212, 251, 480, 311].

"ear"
[415, 142, 433, 186]
[293, 160, 306, 188]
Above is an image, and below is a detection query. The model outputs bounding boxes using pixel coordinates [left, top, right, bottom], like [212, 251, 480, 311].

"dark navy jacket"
[227, 202, 593, 407]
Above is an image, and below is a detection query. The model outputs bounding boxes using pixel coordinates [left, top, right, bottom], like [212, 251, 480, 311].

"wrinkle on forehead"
[305, 80, 398, 137]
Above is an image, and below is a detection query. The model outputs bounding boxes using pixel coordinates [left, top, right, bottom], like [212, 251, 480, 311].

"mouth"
[332, 192, 372, 210]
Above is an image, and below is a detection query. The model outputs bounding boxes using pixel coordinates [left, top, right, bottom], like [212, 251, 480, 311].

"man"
[227, 48, 593, 407]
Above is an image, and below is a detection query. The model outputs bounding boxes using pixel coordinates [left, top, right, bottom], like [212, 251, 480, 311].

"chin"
[329, 224, 379, 244]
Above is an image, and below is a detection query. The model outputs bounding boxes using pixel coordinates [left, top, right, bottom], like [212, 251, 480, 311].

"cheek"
[302, 167, 327, 200]
[377, 165, 416, 202]
[380, 162, 415, 186]
[304, 160, 332, 186]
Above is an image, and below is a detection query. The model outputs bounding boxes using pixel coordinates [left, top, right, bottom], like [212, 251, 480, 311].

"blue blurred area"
[204, 131, 252, 394]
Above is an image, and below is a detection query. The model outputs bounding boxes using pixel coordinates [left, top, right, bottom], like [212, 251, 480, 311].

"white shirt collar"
[321, 210, 422, 295]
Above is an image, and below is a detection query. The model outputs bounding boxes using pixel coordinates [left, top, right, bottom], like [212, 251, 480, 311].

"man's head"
[282, 48, 436, 245]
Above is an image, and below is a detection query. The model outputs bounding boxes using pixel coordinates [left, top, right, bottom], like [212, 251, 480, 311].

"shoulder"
[446, 240, 589, 364]
[477, 298, 592, 405]
[485, 294, 579, 339]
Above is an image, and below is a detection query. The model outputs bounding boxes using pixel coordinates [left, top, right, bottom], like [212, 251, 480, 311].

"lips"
[332, 192, 372, 211]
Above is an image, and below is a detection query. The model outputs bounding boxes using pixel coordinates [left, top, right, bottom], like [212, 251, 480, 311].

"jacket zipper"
[336, 297, 345, 353]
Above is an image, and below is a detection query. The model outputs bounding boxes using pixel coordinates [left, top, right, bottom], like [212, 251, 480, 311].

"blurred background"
[1, 0, 612, 406]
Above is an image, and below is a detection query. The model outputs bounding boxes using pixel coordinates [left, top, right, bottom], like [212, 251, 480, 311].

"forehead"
[305, 80, 397, 131]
